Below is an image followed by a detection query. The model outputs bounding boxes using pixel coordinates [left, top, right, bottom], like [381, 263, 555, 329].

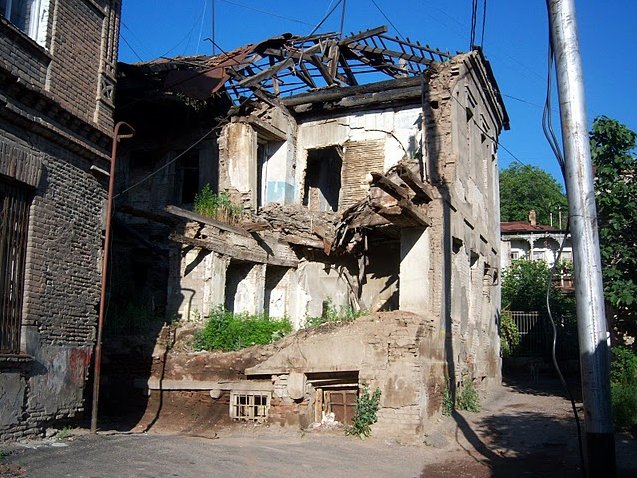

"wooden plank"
[394, 165, 435, 202]
[349, 43, 434, 66]
[370, 172, 411, 200]
[282, 76, 421, 107]
[339, 26, 388, 45]
[165, 205, 250, 236]
[169, 232, 299, 268]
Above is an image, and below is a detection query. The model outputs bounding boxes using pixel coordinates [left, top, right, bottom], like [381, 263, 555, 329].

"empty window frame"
[0, 178, 30, 354]
[229, 392, 270, 421]
[175, 149, 200, 205]
[303, 147, 342, 212]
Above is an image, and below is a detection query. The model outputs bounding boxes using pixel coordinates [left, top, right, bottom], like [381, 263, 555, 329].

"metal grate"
[505, 311, 548, 357]
[0, 179, 30, 354]
[230, 392, 270, 421]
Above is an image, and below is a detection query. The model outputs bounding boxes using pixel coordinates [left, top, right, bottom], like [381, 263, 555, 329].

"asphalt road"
[3, 432, 426, 478]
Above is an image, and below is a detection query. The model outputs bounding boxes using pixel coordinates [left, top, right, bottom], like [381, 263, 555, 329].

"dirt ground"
[2, 378, 636, 478]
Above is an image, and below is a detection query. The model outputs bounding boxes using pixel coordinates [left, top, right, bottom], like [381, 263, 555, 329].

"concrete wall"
[0, 0, 120, 441]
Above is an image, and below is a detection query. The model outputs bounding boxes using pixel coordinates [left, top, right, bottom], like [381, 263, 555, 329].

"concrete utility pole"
[548, 0, 615, 475]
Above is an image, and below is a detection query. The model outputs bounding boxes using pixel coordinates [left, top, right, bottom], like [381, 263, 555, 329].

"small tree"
[502, 260, 575, 323]
[499, 164, 567, 226]
[590, 116, 637, 339]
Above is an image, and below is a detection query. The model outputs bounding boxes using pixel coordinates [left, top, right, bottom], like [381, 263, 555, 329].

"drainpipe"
[91, 121, 135, 434]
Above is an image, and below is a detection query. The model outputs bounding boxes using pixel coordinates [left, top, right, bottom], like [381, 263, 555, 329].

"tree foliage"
[499, 164, 567, 226]
[501, 260, 575, 323]
[590, 116, 637, 337]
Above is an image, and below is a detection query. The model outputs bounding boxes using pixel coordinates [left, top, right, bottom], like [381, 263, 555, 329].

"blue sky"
[118, 0, 637, 187]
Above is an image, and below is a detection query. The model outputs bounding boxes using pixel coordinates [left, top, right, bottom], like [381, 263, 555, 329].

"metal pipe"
[90, 121, 135, 434]
[548, 1, 615, 475]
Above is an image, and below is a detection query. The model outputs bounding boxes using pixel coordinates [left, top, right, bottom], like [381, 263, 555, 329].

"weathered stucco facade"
[112, 28, 508, 436]
[0, 0, 121, 440]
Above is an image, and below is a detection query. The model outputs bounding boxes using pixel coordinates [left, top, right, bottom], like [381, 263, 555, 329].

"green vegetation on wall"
[193, 184, 244, 225]
[193, 306, 292, 352]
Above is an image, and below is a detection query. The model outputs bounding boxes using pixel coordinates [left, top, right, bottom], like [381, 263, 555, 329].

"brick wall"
[0, 0, 120, 441]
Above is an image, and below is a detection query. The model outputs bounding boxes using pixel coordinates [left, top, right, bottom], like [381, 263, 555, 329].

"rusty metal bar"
[90, 121, 135, 434]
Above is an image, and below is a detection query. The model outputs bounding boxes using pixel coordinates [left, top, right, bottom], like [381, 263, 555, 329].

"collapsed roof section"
[117, 25, 454, 106]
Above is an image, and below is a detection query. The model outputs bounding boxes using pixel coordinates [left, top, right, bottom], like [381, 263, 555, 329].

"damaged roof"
[118, 25, 453, 102]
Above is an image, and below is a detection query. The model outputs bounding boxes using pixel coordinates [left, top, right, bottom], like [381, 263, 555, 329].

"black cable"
[307, 0, 344, 37]
[480, 0, 487, 47]
[370, 0, 406, 42]
[220, 0, 313, 26]
[470, 0, 478, 48]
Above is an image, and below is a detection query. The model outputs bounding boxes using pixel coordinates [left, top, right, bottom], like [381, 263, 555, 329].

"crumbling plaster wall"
[420, 52, 504, 391]
[244, 311, 436, 434]
[296, 107, 422, 207]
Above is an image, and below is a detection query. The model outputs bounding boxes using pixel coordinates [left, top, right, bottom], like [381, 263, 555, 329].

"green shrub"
[305, 299, 366, 328]
[612, 381, 637, 429]
[611, 346, 637, 384]
[193, 185, 243, 224]
[441, 379, 481, 415]
[499, 312, 520, 358]
[457, 380, 481, 413]
[346, 386, 382, 439]
[442, 387, 453, 416]
[193, 306, 292, 352]
[611, 346, 637, 429]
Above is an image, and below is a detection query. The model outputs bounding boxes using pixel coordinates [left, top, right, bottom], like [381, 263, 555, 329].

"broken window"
[230, 392, 270, 421]
[0, 0, 48, 45]
[175, 148, 200, 205]
[256, 141, 285, 209]
[0, 177, 30, 354]
[303, 147, 342, 212]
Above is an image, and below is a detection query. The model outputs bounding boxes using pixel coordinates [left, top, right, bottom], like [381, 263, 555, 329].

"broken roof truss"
[128, 26, 453, 104]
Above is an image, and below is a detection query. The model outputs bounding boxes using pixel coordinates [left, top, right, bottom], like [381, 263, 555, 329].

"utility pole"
[548, 1, 615, 476]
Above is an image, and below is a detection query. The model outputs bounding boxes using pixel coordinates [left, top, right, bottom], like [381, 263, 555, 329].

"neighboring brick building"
[0, 0, 121, 440]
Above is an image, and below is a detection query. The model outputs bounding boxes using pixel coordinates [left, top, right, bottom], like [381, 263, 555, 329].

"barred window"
[229, 392, 270, 421]
[0, 178, 30, 354]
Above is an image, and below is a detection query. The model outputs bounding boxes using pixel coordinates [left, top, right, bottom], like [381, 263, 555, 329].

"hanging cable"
[370, 0, 406, 42]
[480, 0, 487, 47]
[307, 0, 343, 37]
[469, 0, 478, 48]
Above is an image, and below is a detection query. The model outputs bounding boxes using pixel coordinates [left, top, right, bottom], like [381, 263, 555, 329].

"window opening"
[1, 0, 47, 44]
[176, 149, 200, 205]
[230, 392, 270, 421]
[303, 147, 342, 212]
[0, 178, 30, 354]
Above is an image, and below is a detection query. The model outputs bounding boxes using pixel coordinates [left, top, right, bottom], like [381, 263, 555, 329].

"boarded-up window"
[340, 140, 385, 209]
[324, 389, 358, 426]
[0, 178, 30, 354]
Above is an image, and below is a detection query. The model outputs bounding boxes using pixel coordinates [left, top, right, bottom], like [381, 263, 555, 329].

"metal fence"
[503, 310, 549, 357]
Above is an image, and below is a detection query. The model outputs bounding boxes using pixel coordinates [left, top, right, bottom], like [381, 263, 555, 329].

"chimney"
[529, 209, 537, 226]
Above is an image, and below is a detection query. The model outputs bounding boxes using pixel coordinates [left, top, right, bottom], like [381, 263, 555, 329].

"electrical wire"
[307, 0, 344, 37]
[370, 0, 406, 42]
[219, 0, 313, 26]
[543, 1, 585, 475]
[480, 0, 487, 47]
[470, 0, 478, 48]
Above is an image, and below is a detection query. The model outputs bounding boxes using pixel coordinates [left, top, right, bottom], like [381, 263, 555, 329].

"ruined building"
[110, 27, 509, 435]
[0, 1, 121, 440]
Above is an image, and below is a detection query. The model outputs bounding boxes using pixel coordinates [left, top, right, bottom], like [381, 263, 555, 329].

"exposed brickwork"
[0, 0, 121, 441]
